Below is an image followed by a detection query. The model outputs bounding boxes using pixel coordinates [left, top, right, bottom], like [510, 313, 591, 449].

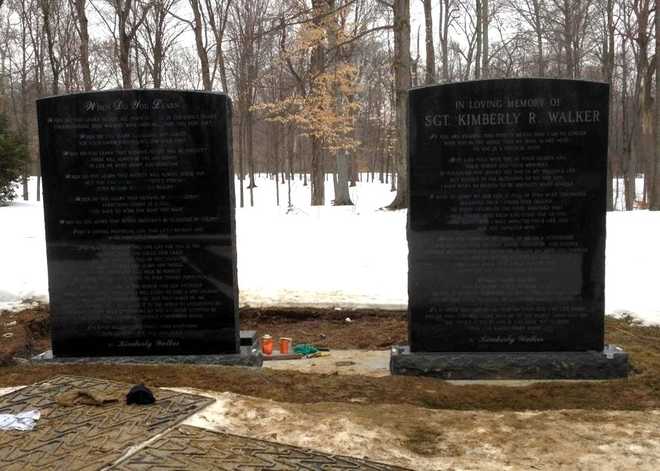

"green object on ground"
[293, 344, 319, 356]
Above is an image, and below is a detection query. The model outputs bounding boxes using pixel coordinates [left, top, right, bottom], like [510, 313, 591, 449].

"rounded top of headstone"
[410, 78, 608, 93]
[37, 89, 231, 103]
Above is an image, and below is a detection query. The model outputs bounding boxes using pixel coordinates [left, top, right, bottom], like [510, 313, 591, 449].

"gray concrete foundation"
[32, 330, 262, 367]
[390, 345, 629, 380]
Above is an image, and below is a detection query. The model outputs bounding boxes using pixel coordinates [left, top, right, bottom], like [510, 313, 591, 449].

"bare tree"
[506, 0, 546, 76]
[602, 0, 615, 209]
[651, 0, 660, 209]
[202, 0, 231, 91]
[40, 0, 66, 94]
[137, 0, 183, 87]
[421, 0, 435, 83]
[546, 0, 596, 78]
[228, 0, 268, 206]
[481, 0, 488, 76]
[386, 0, 410, 209]
[92, 0, 152, 88]
[438, 0, 457, 81]
[69, 0, 93, 90]
[171, 0, 230, 91]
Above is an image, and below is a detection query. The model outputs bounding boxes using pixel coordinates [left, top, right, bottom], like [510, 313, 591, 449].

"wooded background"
[0, 0, 658, 210]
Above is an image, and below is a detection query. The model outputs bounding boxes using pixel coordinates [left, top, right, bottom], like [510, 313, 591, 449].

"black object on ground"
[126, 384, 156, 405]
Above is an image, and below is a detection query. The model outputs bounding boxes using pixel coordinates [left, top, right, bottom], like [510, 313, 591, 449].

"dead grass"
[401, 426, 461, 457]
[1, 306, 659, 412]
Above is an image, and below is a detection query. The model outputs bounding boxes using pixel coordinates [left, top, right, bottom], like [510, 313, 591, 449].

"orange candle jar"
[261, 335, 273, 355]
[279, 337, 292, 354]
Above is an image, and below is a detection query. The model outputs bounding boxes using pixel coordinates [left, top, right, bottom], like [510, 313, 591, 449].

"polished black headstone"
[38, 90, 238, 357]
[408, 79, 608, 352]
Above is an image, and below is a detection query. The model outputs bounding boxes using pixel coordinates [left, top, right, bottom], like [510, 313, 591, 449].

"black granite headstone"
[37, 90, 238, 357]
[408, 79, 608, 352]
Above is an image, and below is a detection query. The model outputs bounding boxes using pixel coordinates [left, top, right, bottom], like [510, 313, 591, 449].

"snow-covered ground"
[1, 175, 659, 325]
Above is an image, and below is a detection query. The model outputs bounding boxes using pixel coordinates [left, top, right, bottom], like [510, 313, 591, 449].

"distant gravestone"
[392, 79, 628, 378]
[38, 90, 239, 358]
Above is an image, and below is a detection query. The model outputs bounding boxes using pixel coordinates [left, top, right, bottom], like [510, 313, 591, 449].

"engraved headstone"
[392, 79, 628, 378]
[38, 90, 238, 357]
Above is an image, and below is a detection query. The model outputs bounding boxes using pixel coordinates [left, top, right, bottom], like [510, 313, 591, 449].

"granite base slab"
[390, 345, 629, 380]
[32, 331, 262, 367]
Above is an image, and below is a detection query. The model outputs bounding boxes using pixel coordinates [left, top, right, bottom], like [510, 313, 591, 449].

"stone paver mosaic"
[0, 375, 213, 471]
[115, 425, 410, 471]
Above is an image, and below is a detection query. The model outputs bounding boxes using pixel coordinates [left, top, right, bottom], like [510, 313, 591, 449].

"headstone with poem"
[37, 90, 244, 360]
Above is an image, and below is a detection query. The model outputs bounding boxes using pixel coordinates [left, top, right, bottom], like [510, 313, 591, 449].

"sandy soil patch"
[264, 349, 391, 377]
[171, 388, 660, 471]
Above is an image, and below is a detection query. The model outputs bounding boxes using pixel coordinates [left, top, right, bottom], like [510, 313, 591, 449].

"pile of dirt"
[240, 307, 407, 349]
[2, 305, 660, 412]
[0, 304, 50, 365]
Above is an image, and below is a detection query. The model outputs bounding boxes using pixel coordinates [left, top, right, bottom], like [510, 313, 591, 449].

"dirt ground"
[0, 303, 50, 366]
[1, 304, 660, 412]
[240, 306, 408, 349]
[175, 388, 660, 470]
[3, 305, 660, 469]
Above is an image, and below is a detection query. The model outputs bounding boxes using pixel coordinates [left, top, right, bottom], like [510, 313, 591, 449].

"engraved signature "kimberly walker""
[479, 336, 545, 344]
[117, 339, 181, 349]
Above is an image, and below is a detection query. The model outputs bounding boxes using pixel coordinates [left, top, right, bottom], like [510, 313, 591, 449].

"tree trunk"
[41, 0, 61, 95]
[152, 19, 163, 88]
[311, 137, 325, 205]
[119, 40, 132, 87]
[605, 0, 615, 210]
[624, 143, 638, 210]
[308, 0, 326, 206]
[333, 151, 352, 205]
[422, 0, 435, 84]
[218, 50, 229, 92]
[324, 1, 353, 206]
[191, 0, 212, 90]
[652, 0, 660, 210]
[238, 114, 245, 208]
[20, 16, 28, 201]
[288, 125, 295, 208]
[350, 149, 357, 187]
[274, 123, 280, 206]
[481, 0, 488, 78]
[535, 0, 544, 77]
[74, 0, 93, 90]
[614, 175, 620, 209]
[439, 0, 449, 81]
[474, 0, 481, 79]
[246, 107, 256, 208]
[388, 0, 410, 209]
[621, 37, 633, 210]
[117, 1, 133, 90]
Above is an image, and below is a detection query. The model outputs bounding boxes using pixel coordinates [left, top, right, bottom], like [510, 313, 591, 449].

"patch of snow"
[0, 178, 48, 311]
[0, 386, 25, 397]
[605, 210, 660, 325]
[1, 176, 659, 326]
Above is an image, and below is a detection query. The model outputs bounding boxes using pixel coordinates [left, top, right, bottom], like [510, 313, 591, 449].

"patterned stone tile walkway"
[0, 375, 213, 471]
[114, 425, 409, 471]
[0, 376, 408, 470]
